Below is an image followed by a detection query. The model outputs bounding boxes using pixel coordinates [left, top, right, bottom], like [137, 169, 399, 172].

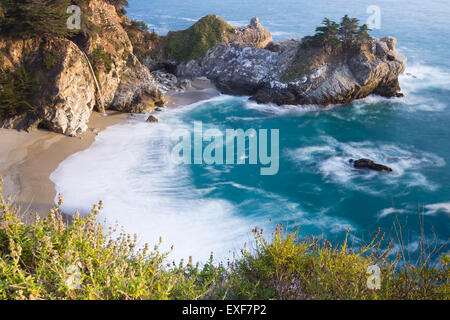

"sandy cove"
[0, 111, 128, 221]
[0, 81, 219, 221]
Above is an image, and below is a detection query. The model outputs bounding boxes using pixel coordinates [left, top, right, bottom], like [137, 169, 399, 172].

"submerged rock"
[349, 159, 393, 172]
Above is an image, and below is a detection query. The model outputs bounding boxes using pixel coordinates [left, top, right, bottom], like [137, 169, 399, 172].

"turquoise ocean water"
[51, 0, 450, 262]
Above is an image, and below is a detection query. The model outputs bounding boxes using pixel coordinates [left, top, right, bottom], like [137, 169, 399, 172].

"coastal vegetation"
[159, 15, 236, 63]
[281, 15, 372, 83]
[305, 15, 372, 49]
[122, 19, 159, 62]
[0, 180, 447, 300]
[0, 64, 37, 118]
[123, 14, 237, 64]
[163, 15, 236, 62]
[0, 0, 128, 40]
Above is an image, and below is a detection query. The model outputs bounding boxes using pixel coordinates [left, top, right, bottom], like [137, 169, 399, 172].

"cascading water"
[82, 51, 107, 116]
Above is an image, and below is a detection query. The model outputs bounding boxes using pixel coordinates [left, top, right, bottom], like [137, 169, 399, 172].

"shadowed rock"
[349, 159, 393, 172]
[146, 115, 159, 123]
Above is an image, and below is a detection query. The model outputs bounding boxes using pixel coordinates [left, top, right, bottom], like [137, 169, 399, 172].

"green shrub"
[0, 0, 128, 41]
[228, 226, 449, 300]
[0, 0, 73, 39]
[91, 47, 113, 73]
[0, 178, 222, 300]
[305, 15, 372, 49]
[0, 64, 37, 119]
[43, 48, 61, 71]
[162, 15, 236, 62]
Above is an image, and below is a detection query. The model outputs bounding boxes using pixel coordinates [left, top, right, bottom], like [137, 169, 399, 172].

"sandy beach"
[0, 81, 219, 221]
[0, 111, 128, 221]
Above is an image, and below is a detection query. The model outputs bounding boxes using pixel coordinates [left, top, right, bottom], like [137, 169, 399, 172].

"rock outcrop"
[141, 16, 272, 72]
[146, 115, 159, 123]
[225, 17, 272, 48]
[151, 71, 192, 94]
[76, 0, 163, 114]
[349, 159, 393, 172]
[177, 21, 406, 106]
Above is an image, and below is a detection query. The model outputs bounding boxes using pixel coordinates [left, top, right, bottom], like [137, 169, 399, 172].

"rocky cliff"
[0, 0, 163, 136]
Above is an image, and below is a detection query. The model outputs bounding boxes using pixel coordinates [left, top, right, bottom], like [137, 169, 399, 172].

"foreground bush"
[0, 179, 448, 300]
[227, 227, 448, 300]
[0, 180, 223, 300]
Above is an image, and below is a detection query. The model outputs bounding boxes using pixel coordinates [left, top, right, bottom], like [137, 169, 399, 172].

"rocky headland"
[175, 18, 406, 106]
[0, 1, 406, 137]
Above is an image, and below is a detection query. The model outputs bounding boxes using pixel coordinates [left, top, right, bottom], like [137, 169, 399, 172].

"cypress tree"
[0, 0, 72, 39]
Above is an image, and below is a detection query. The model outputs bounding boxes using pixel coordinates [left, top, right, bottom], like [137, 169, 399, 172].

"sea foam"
[286, 136, 445, 195]
[51, 96, 256, 263]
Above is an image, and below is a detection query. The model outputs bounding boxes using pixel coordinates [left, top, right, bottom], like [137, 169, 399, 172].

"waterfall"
[82, 51, 107, 116]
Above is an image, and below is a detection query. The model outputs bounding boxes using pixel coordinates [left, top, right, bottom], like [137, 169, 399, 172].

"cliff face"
[0, 38, 96, 135]
[0, 0, 163, 136]
[177, 27, 406, 106]
[83, 1, 163, 112]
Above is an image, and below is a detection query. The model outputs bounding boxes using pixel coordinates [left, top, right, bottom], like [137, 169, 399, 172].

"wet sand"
[0, 111, 128, 221]
[0, 81, 220, 221]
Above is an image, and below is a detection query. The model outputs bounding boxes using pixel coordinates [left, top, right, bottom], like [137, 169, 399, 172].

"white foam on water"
[348, 63, 450, 113]
[400, 64, 450, 93]
[287, 136, 445, 194]
[352, 91, 446, 114]
[424, 203, 450, 217]
[212, 181, 356, 234]
[243, 100, 325, 116]
[377, 208, 408, 219]
[51, 96, 256, 263]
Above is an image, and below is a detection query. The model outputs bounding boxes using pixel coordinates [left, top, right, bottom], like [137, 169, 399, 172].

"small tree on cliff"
[308, 15, 372, 49]
[357, 24, 372, 41]
[106, 0, 129, 16]
[339, 15, 360, 47]
[313, 18, 340, 47]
